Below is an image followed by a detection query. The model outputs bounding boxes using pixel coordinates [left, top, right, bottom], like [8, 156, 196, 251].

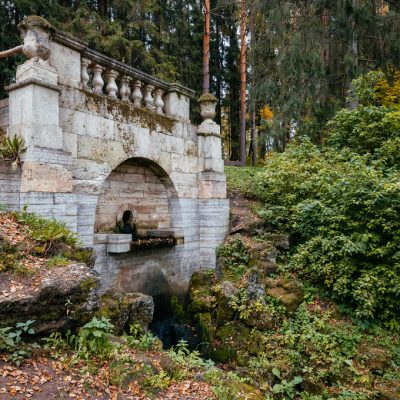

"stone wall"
[0, 98, 8, 131]
[95, 159, 173, 232]
[2, 17, 230, 297]
[0, 162, 20, 211]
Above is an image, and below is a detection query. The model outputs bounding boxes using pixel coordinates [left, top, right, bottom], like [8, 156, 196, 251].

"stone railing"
[53, 30, 195, 118]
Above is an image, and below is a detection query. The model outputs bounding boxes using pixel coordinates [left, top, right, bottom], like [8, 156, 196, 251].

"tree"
[203, 0, 211, 93]
[239, 0, 247, 165]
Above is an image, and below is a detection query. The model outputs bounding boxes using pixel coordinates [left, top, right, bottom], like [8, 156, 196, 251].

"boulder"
[188, 270, 216, 313]
[263, 246, 279, 264]
[266, 278, 304, 313]
[0, 263, 101, 334]
[216, 280, 238, 324]
[126, 292, 154, 330]
[97, 288, 130, 334]
[260, 260, 278, 275]
[97, 290, 154, 334]
[246, 268, 265, 302]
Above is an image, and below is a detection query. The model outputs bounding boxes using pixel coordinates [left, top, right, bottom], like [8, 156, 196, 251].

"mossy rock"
[96, 288, 129, 334]
[159, 353, 180, 378]
[195, 312, 215, 345]
[188, 270, 216, 313]
[215, 280, 238, 324]
[210, 346, 236, 363]
[226, 380, 264, 400]
[357, 343, 392, 373]
[266, 278, 304, 313]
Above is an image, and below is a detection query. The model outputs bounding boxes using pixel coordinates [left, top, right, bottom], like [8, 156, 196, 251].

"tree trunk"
[239, 0, 247, 166]
[249, 0, 257, 166]
[203, 0, 211, 93]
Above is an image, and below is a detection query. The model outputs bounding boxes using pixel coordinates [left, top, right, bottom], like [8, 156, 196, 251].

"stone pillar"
[6, 16, 77, 231]
[197, 94, 229, 268]
[164, 84, 190, 120]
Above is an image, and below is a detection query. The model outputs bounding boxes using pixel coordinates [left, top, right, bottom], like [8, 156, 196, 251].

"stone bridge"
[0, 17, 229, 296]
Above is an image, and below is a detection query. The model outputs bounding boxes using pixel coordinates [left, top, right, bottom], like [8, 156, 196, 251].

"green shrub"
[74, 317, 115, 359]
[327, 106, 400, 168]
[241, 141, 400, 324]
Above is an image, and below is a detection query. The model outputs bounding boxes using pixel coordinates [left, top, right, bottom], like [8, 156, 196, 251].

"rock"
[0, 263, 101, 334]
[97, 288, 130, 334]
[271, 234, 290, 250]
[159, 353, 180, 377]
[266, 278, 304, 313]
[188, 270, 216, 313]
[97, 290, 154, 334]
[216, 280, 238, 324]
[243, 308, 275, 330]
[264, 246, 279, 263]
[126, 292, 154, 331]
[260, 260, 278, 275]
[358, 344, 392, 373]
[246, 268, 265, 302]
[266, 287, 303, 313]
[195, 312, 214, 345]
[227, 380, 264, 400]
[215, 256, 226, 280]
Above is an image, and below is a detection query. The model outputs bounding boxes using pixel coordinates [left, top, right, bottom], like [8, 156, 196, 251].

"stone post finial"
[198, 93, 217, 122]
[17, 16, 55, 60]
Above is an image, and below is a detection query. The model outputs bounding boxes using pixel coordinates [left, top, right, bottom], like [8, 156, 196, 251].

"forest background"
[1, 0, 400, 160]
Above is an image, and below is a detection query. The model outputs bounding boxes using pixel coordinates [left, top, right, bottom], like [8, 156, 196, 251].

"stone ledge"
[5, 78, 62, 93]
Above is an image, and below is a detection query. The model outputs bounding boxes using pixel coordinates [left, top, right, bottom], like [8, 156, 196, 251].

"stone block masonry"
[0, 16, 229, 296]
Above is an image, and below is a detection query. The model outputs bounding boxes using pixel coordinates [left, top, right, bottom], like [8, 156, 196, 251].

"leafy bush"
[241, 141, 400, 324]
[327, 106, 400, 167]
[72, 317, 115, 359]
[217, 237, 250, 278]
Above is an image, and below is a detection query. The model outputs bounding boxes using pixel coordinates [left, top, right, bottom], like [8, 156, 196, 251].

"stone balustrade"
[51, 31, 194, 118]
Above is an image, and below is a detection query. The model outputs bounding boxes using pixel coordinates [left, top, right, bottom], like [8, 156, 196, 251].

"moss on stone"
[17, 16, 55, 33]
[188, 270, 216, 313]
[79, 276, 98, 293]
[195, 312, 214, 345]
[198, 93, 217, 103]
[83, 91, 175, 134]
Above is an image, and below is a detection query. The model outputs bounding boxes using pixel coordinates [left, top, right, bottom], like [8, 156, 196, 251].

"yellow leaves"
[260, 105, 274, 120]
[373, 68, 400, 108]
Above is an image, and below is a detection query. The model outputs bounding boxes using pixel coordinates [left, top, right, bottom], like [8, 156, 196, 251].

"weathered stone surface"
[0, 263, 101, 334]
[126, 292, 154, 330]
[97, 289, 154, 334]
[216, 280, 238, 324]
[188, 270, 216, 313]
[246, 268, 265, 302]
[266, 279, 304, 313]
[3, 19, 229, 298]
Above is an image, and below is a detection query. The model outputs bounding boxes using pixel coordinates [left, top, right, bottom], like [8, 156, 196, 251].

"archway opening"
[94, 157, 179, 237]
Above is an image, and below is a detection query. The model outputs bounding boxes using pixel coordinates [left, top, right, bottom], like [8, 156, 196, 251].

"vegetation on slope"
[227, 71, 400, 327]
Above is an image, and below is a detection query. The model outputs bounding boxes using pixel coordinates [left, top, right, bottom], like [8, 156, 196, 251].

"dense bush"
[226, 71, 400, 325]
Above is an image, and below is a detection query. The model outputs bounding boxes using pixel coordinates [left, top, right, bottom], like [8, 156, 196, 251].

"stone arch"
[94, 157, 181, 234]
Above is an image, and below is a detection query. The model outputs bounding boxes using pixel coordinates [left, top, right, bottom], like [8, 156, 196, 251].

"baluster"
[81, 57, 91, 90]
[120, 75, 131, 102]
[154, 88, 164, 115]
[144, 84, 155, 111]
[132, 80, 143, 107]
[106, 69, 119, 98]
[92, 64, 105, 95]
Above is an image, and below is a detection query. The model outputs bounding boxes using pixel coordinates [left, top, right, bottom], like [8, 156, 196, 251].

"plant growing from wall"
[0, 131, 26, 168]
